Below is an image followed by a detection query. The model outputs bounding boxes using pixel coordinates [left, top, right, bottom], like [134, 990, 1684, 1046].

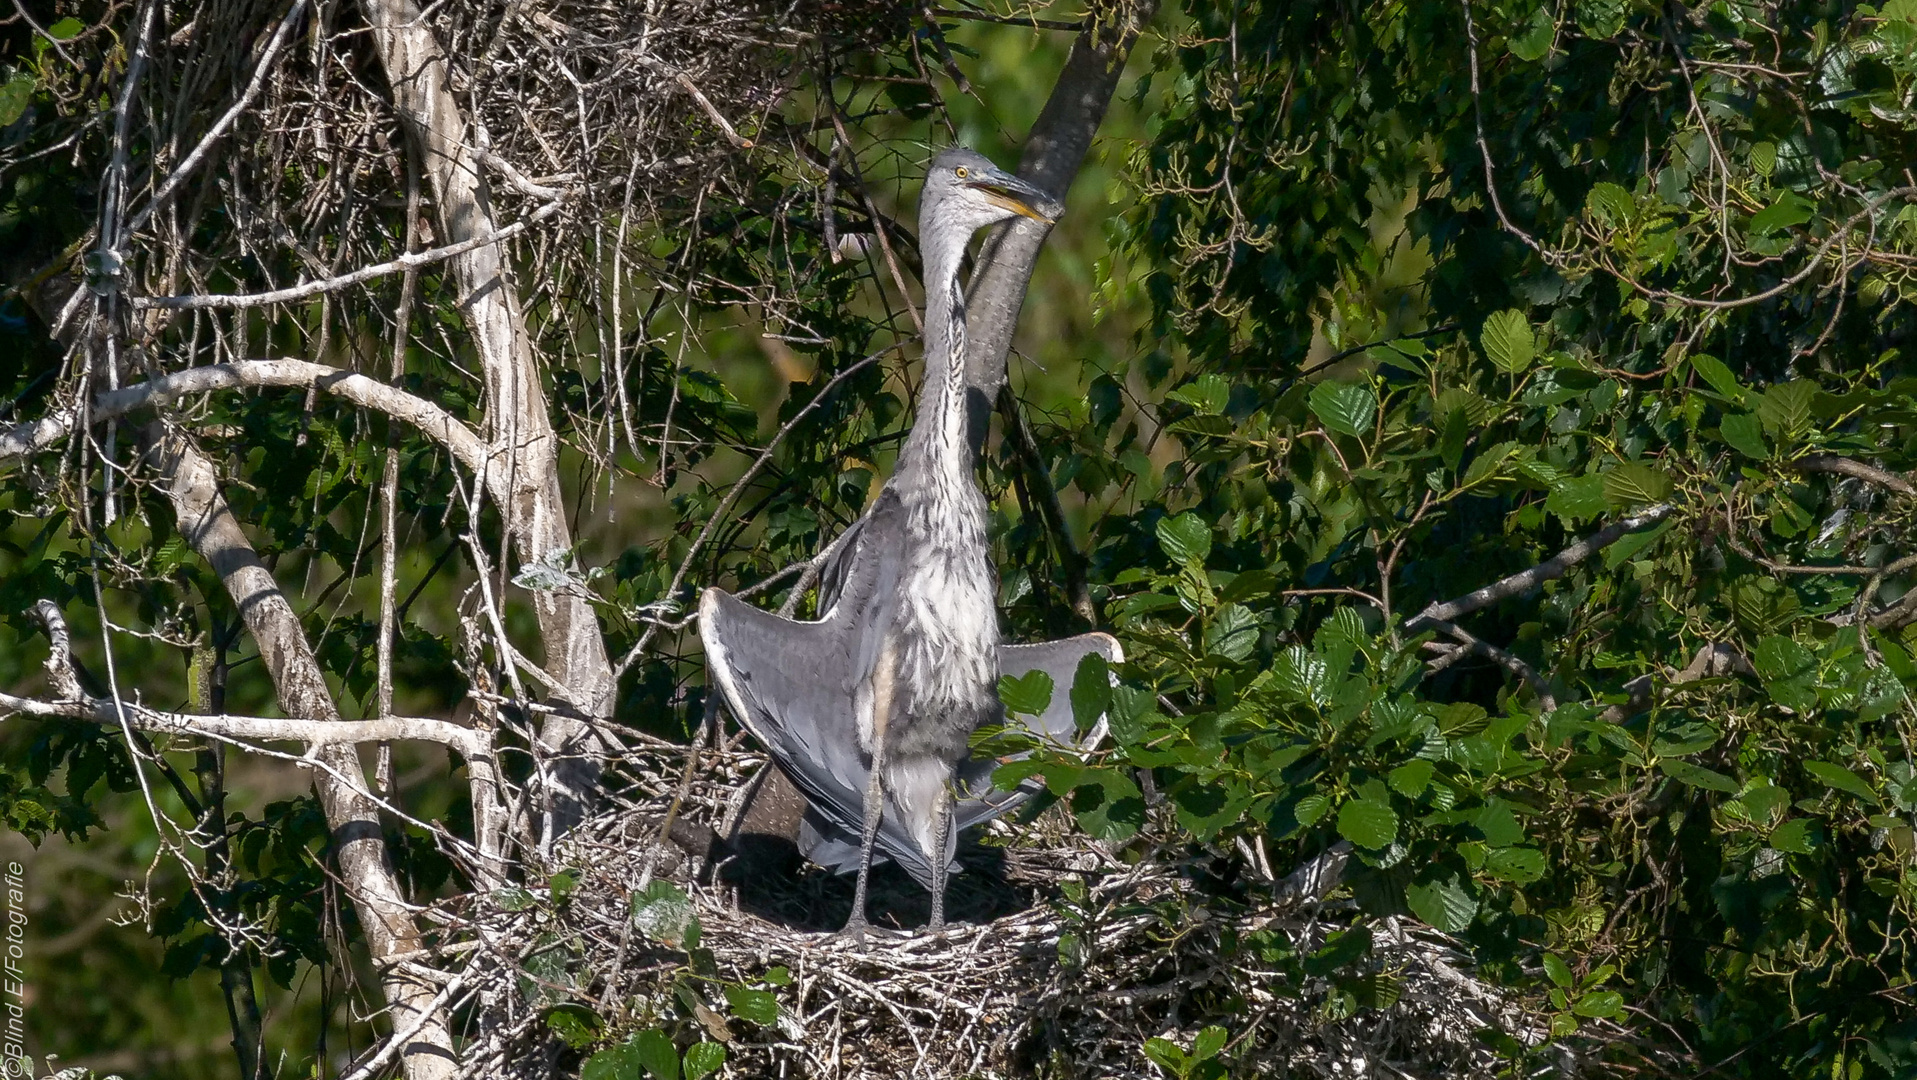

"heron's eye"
[953, 166, 968, 179]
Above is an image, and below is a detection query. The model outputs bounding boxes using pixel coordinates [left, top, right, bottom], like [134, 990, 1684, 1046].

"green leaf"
[1143, 1037, 1189, 1074]
[1573, 990, 1625, 1018]
[1191, 1025, 1228, 1061]
[632, 1028, 681, 1080]
[1069, 652, 1112, 733]
[1205, 603, 1261, 663]
[1308, 380, 1377, 438]
[1406, 875, 1479, 933]
[1484, 846, 1546, 883]
[1585, 181, 1634, 226]
[1336, 797, 1399, 849]
[1387, 759, 1434, 797]
[724, 984, 780, 1025]
[545, 1003, 602, 1049]
[494, 885, 535, 911]
[1658, 759, 1740, 793]
[1168, 374, 1229, 414]
[1479, 310, 1536, 374]
[1546, 474, 1609, 524]
[630, 881, 696, 946]
[582, 1043, 644, 1080]
[1749, 141, 1776, 176]
[1509, 5, 1555, 60]
[1603, 462, 1672, 508]
[47, 16, 83, 38]
[548, 869, 580, 905]
[1803, 761, 1880, 807]
[1156, 512, 1212, 566]
[997, 669, 1055, 717]
[1718, 413, 1769, 459]
[1756, 381, 1816, 437]
[1543, 953, 1573, 988]
[1749, 191, 1814, 236]
[1690, 354, 1747, 403]
[1768, 818, 1817, 854]
[682, 1042, 726, 1080]
[1751, 636, 1814, 683]
[0, 73, 33, 128]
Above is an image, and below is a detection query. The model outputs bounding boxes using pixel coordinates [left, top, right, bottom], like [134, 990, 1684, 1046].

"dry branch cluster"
[427, 745, 1551, 1080]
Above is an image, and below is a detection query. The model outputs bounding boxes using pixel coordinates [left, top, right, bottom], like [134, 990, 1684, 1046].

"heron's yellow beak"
[975, 182, 1057, 225]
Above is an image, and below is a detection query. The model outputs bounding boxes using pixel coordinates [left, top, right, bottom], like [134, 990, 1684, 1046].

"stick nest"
[435, 746, 1555, 1078]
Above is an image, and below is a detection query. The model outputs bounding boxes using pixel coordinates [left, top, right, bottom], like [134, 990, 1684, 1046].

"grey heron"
[700, 149, 1119, 937]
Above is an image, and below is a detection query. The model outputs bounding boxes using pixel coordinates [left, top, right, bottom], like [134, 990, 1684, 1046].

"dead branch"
[1406, 504, 1674, 633]
[132, 200, 563, 310]
[1419, 616, 1558, 710]
[1794, 452, 1917, 497]
[0, 359, 488, 471]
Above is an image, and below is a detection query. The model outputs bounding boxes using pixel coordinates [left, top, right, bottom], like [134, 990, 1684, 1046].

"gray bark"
[363, 0, 616, 843]
[149, 428, 459, 1080]
[962, 0, 1160, 453]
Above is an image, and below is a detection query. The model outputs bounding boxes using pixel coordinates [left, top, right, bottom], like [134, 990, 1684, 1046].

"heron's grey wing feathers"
[950, 632, 1127, 829]
[700, 492, 948, 888]
[801, 632, 1127, 862]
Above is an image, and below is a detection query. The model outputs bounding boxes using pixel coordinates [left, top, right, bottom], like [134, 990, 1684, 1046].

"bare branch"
[131, 200, 563, 310]
[0, 688, 483, 757]
[1421, 616, 1558, 711]
[0, 359, 488, 471]
[1405, 505, 1674, 633]
[1794, 452, 1917, 497]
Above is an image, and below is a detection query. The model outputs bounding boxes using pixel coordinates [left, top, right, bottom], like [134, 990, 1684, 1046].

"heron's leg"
[926, 779, 955, 933]
[839, 760, 887, 942]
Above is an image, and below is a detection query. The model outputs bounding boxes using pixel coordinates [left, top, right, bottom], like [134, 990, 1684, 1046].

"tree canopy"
[3, 0, 1916, 1076]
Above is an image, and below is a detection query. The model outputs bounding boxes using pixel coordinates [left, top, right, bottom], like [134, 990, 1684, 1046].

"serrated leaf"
[1586, 181, 1634, 226]
[1509, 5, 1554, 60]
[1602, 462, 1672, 508]
[1546, 474, 1609, 524]
[1718, 413, 1768, 459]
[1168, 374, 1229, 414]
[1388, 759, 1434, 797]
[632, 1028, 680, 1080]
[0, 73, 33, 128]
[47, 16, 83, 38]
[1069, 652, 1112, 734]
[1573, 990, 1624, 1018]
[1749, 191, 1814, 236]
[1658, 759, 1740, 792]
[1192, 1025, 1228, 1060]
[1484, 846, 1546, 883]
[582, 1044, 644, 1080]
[1543, 953, 1573, 988]
[1156, 512, 1212, 567]
[997, 669, 1055, 717]
[683, 1042, 726, 1080]
[1143, 1037, 1189, 1073]
[630, 881, 695, 945]
[1803, 761, 1880, 806]
[1308, 380, 1376, 438]
[1690, 354, 1746, 403]
[1205, 603, 1261, 663]
[1756, 381, 1816, 436]
[1406, 875, 1479, 933]
[724, 985, 780, 1025]
[1336, 797, 1399, 849]
[1768, 818, 1816, 854]
[1749, 141, 1776, 176]
[1480, 310, 1536, 374]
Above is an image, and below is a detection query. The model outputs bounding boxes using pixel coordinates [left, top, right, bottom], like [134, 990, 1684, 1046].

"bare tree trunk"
[963, 0, 1160, 451]
[150, 427, 459, 1080]
[363, 0, 615, 846]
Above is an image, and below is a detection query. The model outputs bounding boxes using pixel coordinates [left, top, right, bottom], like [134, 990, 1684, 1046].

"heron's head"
[920, 148, 1061, 241]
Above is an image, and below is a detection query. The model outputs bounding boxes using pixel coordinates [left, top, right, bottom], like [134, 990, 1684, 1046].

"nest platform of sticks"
[437, 747, 1553, 1079]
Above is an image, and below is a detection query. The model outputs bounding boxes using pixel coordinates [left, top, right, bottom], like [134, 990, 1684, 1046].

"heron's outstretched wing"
[800, 631, 1126, 882]
[699, 493, 944, 885]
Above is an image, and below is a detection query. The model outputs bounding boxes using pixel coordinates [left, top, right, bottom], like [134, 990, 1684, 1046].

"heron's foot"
[832, 914, 897, 948]
[923, 913, 947, 937]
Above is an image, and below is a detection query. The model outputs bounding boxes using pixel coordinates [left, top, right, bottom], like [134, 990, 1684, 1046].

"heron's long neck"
[899, 227, 970, 481]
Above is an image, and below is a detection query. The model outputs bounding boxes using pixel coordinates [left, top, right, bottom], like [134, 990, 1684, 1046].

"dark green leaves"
[1479, 310, 1536, 374]
[998, 670, 1055, 717]
[1156, 512, 1212, 566]
[630, 881, 697, 947]
[1603, 462, 1672, 507]
[1308, 380, 1376, 438]
[1335, 796, 1398, 849]
[1406, 875, 1478, 933]
[1748, 191, 1815, 236]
